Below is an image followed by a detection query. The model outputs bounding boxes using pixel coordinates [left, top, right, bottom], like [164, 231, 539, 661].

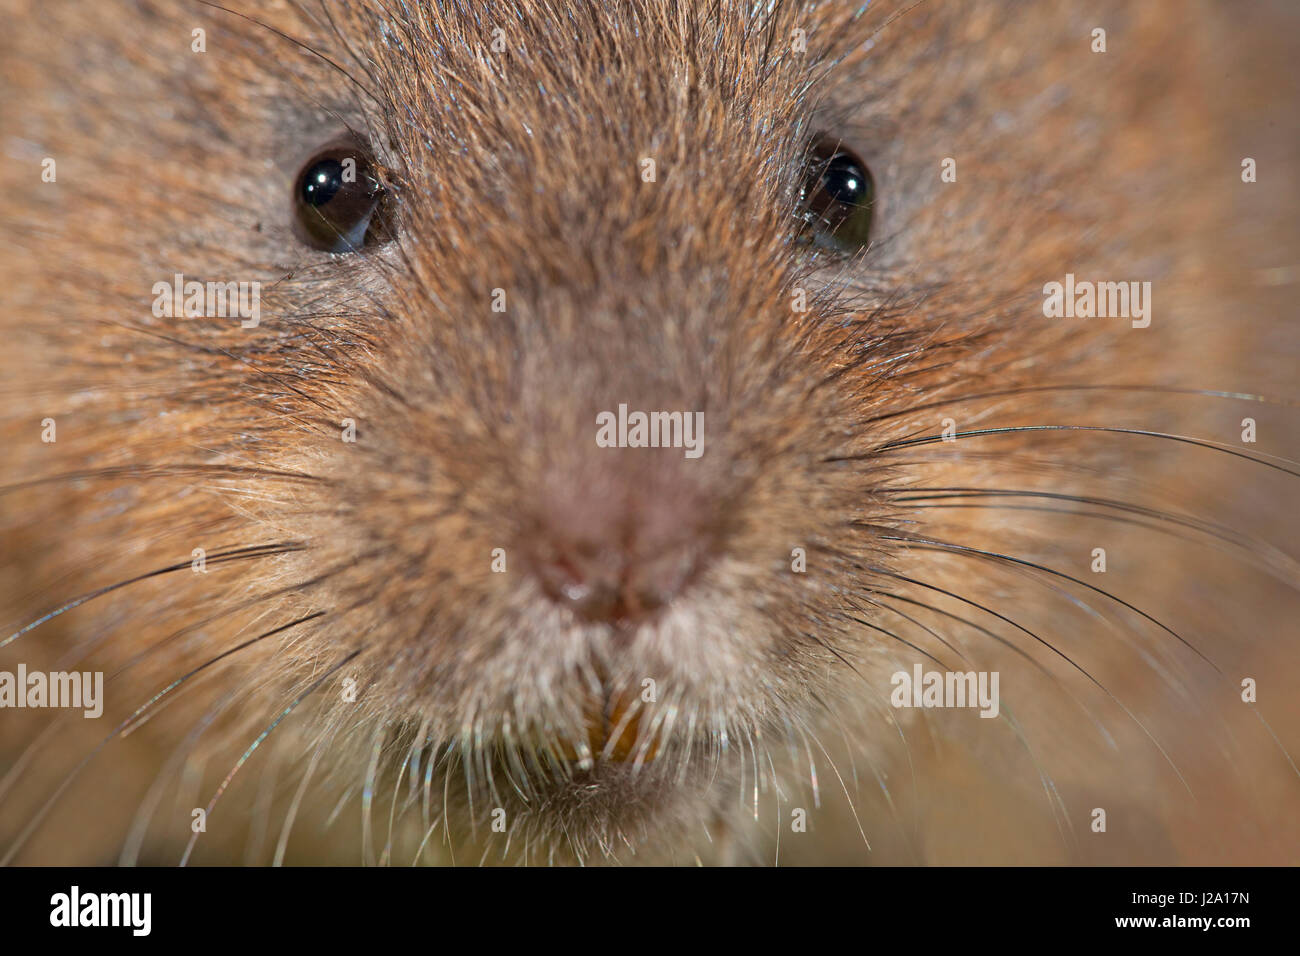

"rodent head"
[254, 1, 907, 842]
[3, 0, 1294, 865]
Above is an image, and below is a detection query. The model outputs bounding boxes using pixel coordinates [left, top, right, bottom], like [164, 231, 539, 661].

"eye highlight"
[800, 134, 874, 250]
[293, 139, 393, 252]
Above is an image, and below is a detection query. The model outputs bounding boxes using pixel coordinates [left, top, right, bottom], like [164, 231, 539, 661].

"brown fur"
[0, 0, 1297, 864]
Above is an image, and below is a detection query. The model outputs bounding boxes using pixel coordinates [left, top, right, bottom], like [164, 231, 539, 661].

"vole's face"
[2, 0, 1296, 864]
[248, 1, 897, 838]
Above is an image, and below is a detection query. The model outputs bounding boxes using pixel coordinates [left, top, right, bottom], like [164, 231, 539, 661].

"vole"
[1, 0, 1297, 865]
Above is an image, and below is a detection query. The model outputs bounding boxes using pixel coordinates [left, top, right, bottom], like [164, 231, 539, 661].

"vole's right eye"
[293, 142, 393, 252]
[799, 134, 874, 251]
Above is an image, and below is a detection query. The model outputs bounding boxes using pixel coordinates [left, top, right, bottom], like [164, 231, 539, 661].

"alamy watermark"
[151, 273, 261, 328]
[0, 664, 103, 718]
[890, 664, 1000, 718]
[1043, 273, 1151, 328]
[595, 404, 704, 459]
[50, 886, 150, 936]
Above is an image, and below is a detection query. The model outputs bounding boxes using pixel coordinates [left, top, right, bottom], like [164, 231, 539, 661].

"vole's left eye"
[800, 135, 874, 250]
[293, 140, 393, 252]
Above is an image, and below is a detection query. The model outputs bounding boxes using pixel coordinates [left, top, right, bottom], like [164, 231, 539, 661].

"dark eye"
[800, 135, 874, 250]
[293, 140, 393, 252]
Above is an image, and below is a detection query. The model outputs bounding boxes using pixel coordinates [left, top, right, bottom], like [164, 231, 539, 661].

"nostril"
[537, 552, 600, 606]
[530, 540, 700, 625]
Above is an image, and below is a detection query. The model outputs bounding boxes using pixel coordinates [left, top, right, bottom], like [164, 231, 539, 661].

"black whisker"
[0, 464, 321, 497]
[2, 543, 306, 650]
[866, 566, 1194, 795]
[194, 0, 379, 103]
[878, 530, 1219, 672]
[853, 425, 1300, 478]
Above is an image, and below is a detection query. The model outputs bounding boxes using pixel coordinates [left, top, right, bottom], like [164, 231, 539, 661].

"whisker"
[879, 531, 1219, 672]
[106, 555, 379, 684]
[1, 611, 324, 866]
[849, 591, 967, 665]
[890, 485, 1256, 541]
[361, 726, 385, 867]
[180, 647, 362, 866]
[119, 687, 240, 867]
[860, 383, 1300, 426]
[1, 543, 306, 650]
[380, 730, 421, 866]
[858, 425, 1300, 478]
[869, 565, 1194, 797]
[796, 713, 873, 852]
[901, 497, 1300, 591]
[111, 321, 342, 415]
[0, 464, 320, 498]
[194, 0, 379, 102]
[272, 727, 334, 867]
[119, 612, 328, 736]
[867, 590, 1090, 847]
[843, 609, 949, 668]
[0, 721, 62, 807]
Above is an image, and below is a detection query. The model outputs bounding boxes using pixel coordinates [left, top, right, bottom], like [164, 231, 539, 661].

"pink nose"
[524, 434, 719, 625]
[531, 536, 701, 624]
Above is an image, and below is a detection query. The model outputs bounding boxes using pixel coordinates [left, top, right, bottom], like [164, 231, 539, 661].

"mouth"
[529, 604, 683, 767]
[577, 685, 663, 765]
